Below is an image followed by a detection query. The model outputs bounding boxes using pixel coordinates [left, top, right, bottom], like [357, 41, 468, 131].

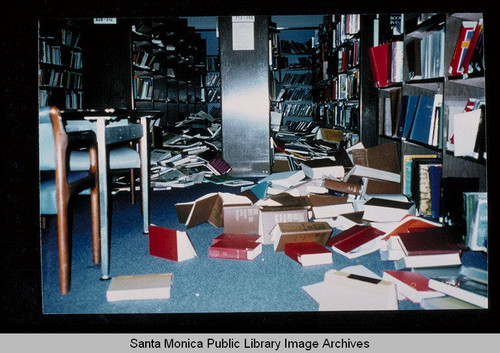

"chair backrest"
[39, 106, 57, 171]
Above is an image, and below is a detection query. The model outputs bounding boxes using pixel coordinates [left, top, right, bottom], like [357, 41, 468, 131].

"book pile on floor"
[107, 130, 487, 309]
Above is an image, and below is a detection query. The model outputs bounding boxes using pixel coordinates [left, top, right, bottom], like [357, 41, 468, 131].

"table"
[63, 108, 161, 280]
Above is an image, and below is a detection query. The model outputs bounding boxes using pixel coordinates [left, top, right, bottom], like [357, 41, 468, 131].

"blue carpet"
[41, 182, 487, 314]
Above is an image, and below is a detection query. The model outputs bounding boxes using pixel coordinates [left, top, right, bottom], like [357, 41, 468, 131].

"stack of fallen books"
[208, 233, 263, 261]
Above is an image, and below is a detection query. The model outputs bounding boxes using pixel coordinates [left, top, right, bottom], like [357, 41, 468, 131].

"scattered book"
[323, 178, 362, 195]
[284, 241, 333, 267]
[106, 273, 173, 302]
[148, 225, 197, 262]
[223, 205, 260, 235]
[419, 295, 481, 310]
[394, 252, 462, 270]
[175, 192, 252, 228]
[299, 158, 345, 180]
[327, 225, 385, 259]
[382, 270, 445, 303]
[258, 205, 309, 245]
[362, 197, 415, 222]
[212, 232, 263, 244]
[381, 215, 442, 240]
[396, 227, 465, 257]
[302, 269, 398, 311]
[208, 236, 262, 261]
[270, 221, 332, 252]
[308, 194, 354, 220]
[428, 270, 488, 309]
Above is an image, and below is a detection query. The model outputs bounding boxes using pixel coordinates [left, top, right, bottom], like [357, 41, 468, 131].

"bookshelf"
[270, 25, 316, 128]
[311, 14, 365, 147]
[371, 13, 487, 221]
[130, 19, 207, 127]
[38, 20, 84, 109]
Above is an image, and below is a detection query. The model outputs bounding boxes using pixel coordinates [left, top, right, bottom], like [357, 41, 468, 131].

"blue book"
[429, 165, 442, 220]
[409, 95, 435, 144]
[401, 95, 420, 138]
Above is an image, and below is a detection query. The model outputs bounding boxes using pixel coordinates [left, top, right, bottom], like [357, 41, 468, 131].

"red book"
[397, 227, 464, 256]
[327, 225, 384, 254]
[461, 19, 483, 75]
[149, 225, 197, 262]
[208, 239, 262, 260]
[212, 233, 263, 245]
[284, 242, 333, 267]
[381, 215, 442, 240]
[382, 270, 444, 303]
[368, 43, 391, 88]
[449, 21, 477, 76]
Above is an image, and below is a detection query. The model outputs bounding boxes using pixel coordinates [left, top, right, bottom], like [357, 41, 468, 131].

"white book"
[106, 273, 173, 302]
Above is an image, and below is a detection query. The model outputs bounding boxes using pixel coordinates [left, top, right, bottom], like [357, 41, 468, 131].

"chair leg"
[56, 200, 70, 295]
[90, 182, 101, 265]
[130, 168, 135, 205]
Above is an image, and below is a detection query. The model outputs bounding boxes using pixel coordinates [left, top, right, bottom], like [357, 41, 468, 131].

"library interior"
[34, 11, 489, 325]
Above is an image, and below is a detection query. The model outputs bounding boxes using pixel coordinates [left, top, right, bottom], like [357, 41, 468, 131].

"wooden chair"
[39, 106, 100, 295]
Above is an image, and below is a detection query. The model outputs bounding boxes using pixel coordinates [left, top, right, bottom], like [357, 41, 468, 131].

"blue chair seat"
[40, 171, 91, 215]
[69, 146, 141, 171]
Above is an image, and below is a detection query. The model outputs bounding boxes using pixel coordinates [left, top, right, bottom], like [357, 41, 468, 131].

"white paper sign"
[232, 16, 255, 51]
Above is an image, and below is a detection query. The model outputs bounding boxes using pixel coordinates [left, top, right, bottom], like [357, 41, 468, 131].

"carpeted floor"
[40, 181, 487, 315]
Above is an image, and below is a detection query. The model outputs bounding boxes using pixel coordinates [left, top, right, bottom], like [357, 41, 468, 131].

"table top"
[61, 108, 163, 120]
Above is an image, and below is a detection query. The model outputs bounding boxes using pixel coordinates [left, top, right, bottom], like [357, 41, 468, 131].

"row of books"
[449, 18, 484, 77]
[275, 87, 313, 102]
[279, 39, 312, 55]
[38, 68, 83, 90]
[380, 90, 443, 148]
[205, 72, 220, 87]
[133, 75, 153, 100]
[132, 48, 157, 69]
[312, 102, 360, 130]
[40, 41, 83, 69]
[282, 72, 313, 86]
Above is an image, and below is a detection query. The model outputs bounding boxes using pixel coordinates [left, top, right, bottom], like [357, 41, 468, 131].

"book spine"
[324, 178, 362, 195]
[208, 247, 249, 260]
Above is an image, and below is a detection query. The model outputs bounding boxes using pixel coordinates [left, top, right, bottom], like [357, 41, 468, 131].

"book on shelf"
[327, 224, 385, 259]
[402, 154, 438, 198]
[450, 107, 485, 159]
[302, 268, 398, 311]
[148, 225, 197, 262]
[408, 94, 442, 147]
[208, 237, 262, 261]
[284, 241, 333, 267]
[378, 87, 402, 138]
[463, 192, 488, 252]
[463, 19, 484, 76]
[257, 206, 309, 245]
[223, 205, 261, 235]
[368, 42, 391, 88]
[362, 197, 415, 223]
[449, 20, 478, 76]
[175, 192, 252, 229]
[428, 267, 488, 309]
[308, 194, 354, 220]
[106, 273, 173, 302]
[299, 158, 345, 180]
[270, 221, 332, 252]
[398, 95, 421, 139]
[382, 270, 445, 303]
[410, 158, 442, 218]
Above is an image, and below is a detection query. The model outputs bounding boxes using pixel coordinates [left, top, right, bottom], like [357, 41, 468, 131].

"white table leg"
[140, 116, 150, 234]
[95, 118, 110, 280]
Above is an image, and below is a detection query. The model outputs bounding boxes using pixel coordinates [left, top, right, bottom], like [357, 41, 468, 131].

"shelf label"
[93, 18, 117, 25]
[232, 16, 255, 51]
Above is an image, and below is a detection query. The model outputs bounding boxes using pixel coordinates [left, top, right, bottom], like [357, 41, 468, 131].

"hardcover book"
[175, 192, 252, 228]
[327, 225, 385, 258]
[149, 225, 197, 262]
[362, 197, 416, 222]
[284, 242, 333, 267]
[368, 42, 392, 88]
[299, 158, 345, 180]
[208, 238, 262, 260]
[382, 270, 444, 303]
[323, 178, 362, 195]
[223, 205, 260, 235]
[428, 274, 487, 309]
[308, 194, 354, 219]
[106, 273, 173, 302]
[258, 206, 309, 245]
[396, 227, 465, 256]
[212, 232, 263, 245]
[270, 221, 332, 252]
